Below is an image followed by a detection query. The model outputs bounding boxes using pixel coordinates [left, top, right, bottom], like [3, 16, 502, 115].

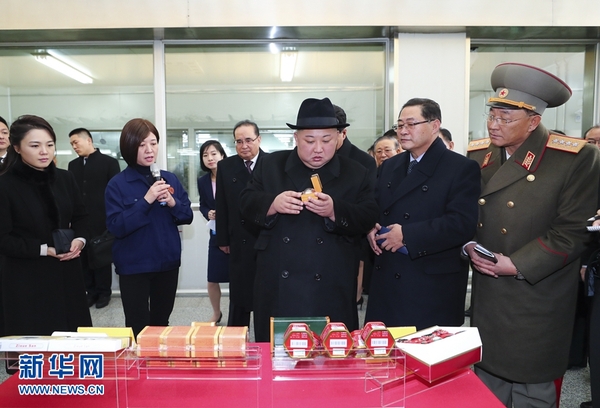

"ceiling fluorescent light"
[280, 49, 297, 82]
[33, 52, 93, 84]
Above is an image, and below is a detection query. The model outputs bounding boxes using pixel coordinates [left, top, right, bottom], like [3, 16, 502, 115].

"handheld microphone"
[150, 163, 167, 206]
[150, 163, 162, 182]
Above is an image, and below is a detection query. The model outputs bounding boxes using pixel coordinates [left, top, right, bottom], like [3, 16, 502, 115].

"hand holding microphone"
[145, 163, 174, 207]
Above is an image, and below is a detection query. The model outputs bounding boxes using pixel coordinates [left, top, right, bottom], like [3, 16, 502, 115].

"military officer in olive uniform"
[464, 63, 600, 407]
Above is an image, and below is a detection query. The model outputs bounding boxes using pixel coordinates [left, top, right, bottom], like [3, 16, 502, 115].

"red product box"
[395, 326, 482, 382]
[283, 323, 316, 359]
[361, 321, 394, 357]
[321, 323, 353, 358]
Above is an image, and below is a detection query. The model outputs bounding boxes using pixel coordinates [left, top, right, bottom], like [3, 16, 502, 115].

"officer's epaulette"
[546, 133, 586, 154]
[467, 138, 491, 152]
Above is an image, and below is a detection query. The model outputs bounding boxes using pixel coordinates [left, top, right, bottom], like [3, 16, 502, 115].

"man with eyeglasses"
[373, 133, 402, 167]
[240, 97, 378, 342]
[365, 98, 480, 334]
[464, 63, 600, 408]
[215, 119, 267, 328]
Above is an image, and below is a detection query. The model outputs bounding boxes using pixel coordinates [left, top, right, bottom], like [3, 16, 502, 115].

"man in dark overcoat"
[364, 98, 480, 329]
[68, 128, 120, 309]
[333, 104, 377, 316]
[464, 63, 600, 407]
[216, 120, 266, 327]
[240, 97, 379, 342]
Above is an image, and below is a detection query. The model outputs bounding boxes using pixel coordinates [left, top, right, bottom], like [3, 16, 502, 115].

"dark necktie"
[245, 160, 253, 174]
[407, 160, 417, 174]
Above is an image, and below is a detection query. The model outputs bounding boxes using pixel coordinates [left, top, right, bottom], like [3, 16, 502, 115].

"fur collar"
[11, 157, 56, 185]
[11, 157, 60, 228]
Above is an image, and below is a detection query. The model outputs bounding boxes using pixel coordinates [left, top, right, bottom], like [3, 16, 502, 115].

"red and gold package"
[321, 322, 353, 358]
[283, 323, 316, 358]
[163, 326, 196, 358]
[219, 326, 248, 358]
[137, 326, 170, 357]
[190, 326, 222, 358]
[361, 321, 394, 357]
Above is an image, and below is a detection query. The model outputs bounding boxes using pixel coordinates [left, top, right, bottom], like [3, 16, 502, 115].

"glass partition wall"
[164, 42, 388, 202]
[0, 41, 595, 202]
[0, 41, 388, 203]
[0, 46, 154, 170]
[469, 45, 589, 141]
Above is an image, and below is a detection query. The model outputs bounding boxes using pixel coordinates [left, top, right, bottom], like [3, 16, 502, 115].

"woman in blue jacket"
[105, 118, 193, 337]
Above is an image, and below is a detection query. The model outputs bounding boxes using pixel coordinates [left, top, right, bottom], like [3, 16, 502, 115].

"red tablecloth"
[0, 343, 503, 407]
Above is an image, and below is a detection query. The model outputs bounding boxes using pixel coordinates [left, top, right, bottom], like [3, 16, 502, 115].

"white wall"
[395, 33, 470, 154]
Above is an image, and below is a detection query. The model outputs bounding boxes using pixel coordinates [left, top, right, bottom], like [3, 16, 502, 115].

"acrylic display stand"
[120, 344, 262, 408]
[271, 346, 406, 407]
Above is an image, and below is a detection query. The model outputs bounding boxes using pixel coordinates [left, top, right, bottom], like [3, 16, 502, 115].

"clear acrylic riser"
[272, 347, 406, 407]
[128, 345, 261, 380]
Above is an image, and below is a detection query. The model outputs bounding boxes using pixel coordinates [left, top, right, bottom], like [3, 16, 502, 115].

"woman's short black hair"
[119, 118, 159, 166]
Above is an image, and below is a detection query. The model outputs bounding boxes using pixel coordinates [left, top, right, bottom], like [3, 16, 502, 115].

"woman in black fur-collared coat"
[0, 115, 91, 337]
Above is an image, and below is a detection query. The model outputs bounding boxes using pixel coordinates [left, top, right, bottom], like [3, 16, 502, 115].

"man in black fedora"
[240, 97, 378, 342]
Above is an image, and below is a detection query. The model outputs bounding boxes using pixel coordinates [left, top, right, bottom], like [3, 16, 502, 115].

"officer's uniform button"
[404, 213, 410, 219]
[478, 198, 486, 205]
[281, 270, 289, 278]
[422, 185, 428, 192]
[314, 274, 321, 281]
[394, 273, 401, 279]
[283, 237, 290, 244]
[507, 201, 515, 208]
[478, 222, 483, 228]
[316, 237, 324, 244]
[501, 228, 508, 235]
[527, 174, 535, 182]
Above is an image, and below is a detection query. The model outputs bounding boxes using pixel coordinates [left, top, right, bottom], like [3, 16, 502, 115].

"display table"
[0, 343, 503, 407]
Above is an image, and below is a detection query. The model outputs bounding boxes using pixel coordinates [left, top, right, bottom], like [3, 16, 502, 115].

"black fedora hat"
[287, 97, 350, 130]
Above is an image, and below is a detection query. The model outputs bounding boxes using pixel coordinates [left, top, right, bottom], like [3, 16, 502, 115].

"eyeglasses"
[375, 148, 396, 155]
[484, 113, 533, 126]
[393, 120, 431, 131]
[234, 135, 259, 146]
[587, 139, 600, 145]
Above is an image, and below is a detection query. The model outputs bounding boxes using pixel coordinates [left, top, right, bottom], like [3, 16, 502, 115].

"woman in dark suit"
[105, 118, 193, 338]
[0, 115, 92, 338]
[197, 140, 229, 323]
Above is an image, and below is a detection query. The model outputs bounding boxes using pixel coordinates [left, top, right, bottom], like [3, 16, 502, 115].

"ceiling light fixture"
[32, 51, 93, 84]
[280, 47, 297, 82]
